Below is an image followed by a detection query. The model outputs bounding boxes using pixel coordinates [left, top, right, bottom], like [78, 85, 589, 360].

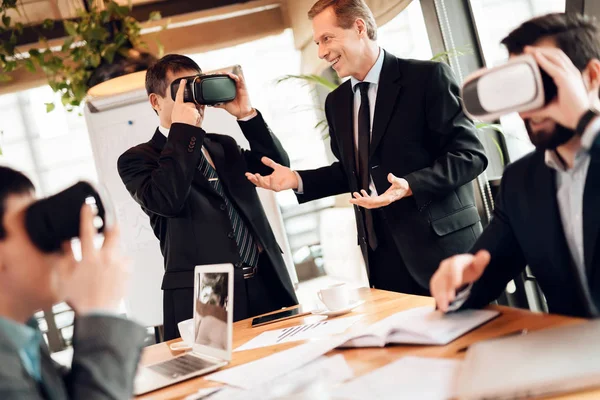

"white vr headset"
[461, 54, 557, 122]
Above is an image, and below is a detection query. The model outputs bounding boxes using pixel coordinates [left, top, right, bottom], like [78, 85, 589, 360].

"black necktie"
[199, 151, 260, 267]
[356, 82, 378, 250]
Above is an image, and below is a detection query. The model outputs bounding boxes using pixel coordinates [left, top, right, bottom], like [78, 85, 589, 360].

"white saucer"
[311, 300, 366, 317]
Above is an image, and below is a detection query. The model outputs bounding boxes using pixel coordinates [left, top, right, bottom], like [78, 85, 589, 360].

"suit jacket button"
[187, 147, 194, 153]
[220, 204, 227, 211]
[191, 137, 197, 142]
[228, 232, 235, 239]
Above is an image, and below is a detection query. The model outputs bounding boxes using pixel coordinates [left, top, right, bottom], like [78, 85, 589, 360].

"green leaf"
[101, 43, 117, 63]
[42, 18, 54, 30]
[89, 52, 101, 67]
[64, 20, 78, 36]
[430, 45, 474, 64]
[61, 37, 74, 52]
[24, 58, 35, 72]
[2, 14, 10, 28]
[156, 38, 164, 57]
[148, 11, 161, 21]
[45, 102, 55, 112]
[28, 48, 40, 58]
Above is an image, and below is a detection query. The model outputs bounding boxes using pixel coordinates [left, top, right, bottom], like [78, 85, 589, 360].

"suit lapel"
[583, 148, 600, 279]
[370, 51, 403, 157]
[39, 344, 67, 400]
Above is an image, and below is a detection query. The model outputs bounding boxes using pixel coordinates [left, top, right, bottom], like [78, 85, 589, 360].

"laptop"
[134, 263, 234, 395]
[455, 320, 600, 400]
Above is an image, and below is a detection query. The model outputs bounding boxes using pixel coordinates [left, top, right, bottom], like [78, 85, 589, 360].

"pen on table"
[456, 329, 529, 353]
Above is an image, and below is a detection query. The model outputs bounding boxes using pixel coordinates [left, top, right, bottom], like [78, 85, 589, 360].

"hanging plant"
[0, 0, 161, 112]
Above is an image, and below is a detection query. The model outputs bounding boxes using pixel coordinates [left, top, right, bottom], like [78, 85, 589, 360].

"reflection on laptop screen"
[194, 271, 230, 351]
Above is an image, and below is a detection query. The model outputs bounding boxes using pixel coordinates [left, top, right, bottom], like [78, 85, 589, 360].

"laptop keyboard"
[148, 354, 216, 379]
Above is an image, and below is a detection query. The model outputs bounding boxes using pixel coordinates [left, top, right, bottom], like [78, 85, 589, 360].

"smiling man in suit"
[118, 55, 297, 340]
[431, 13, 600, 318]
[247, 0, 488, 295]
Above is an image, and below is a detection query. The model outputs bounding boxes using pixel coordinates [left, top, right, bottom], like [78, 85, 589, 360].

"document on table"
[332, 356, 462, 400]
[207, 334, 352, 389]
[194, 354, 353, 400]
[235, 316, 363, 352]
[341, 306, 499, 347]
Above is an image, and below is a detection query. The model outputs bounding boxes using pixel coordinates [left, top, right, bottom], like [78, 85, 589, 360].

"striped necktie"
[199, 151, 260, 267]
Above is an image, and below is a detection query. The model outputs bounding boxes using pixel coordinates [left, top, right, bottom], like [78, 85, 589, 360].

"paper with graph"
[235, 316, 362, 352]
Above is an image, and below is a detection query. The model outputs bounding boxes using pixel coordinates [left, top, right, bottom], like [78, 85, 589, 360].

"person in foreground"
[0, 166, 146, 399]
[431, 13, 600, 318]
[118, 55, 297, 340]
[246, 0, 488, 295]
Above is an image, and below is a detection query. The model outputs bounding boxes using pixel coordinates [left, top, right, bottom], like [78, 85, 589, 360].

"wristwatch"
[575, 108, 600, 136]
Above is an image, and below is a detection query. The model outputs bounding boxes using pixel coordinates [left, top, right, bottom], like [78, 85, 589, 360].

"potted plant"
[0, 0, 161, 112]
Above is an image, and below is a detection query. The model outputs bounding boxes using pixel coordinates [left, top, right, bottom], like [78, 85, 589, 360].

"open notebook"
[340, 306, 499, 348]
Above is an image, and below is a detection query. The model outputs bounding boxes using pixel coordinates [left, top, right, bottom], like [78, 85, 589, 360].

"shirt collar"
[0, 316, 41, 353]
[351, 48, 385, 93]
[158, 125, 169, 138]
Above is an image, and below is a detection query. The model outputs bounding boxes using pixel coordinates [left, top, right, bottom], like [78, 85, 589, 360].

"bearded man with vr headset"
[430, 13, 600, 318]
[117, 54, 298, 341]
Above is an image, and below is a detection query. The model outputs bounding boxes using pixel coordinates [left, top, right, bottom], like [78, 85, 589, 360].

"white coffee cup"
[169, 318, 194, 351]
[317, 283, 350, 311]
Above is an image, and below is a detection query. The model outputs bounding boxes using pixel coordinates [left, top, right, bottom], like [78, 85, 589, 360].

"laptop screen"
[193, 264, 233, 361]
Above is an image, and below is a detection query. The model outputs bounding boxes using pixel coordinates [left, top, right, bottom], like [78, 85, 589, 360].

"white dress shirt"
[296, 48, 385, 195]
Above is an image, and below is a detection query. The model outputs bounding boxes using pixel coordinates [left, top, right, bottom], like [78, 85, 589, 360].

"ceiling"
[3, 0, 265, 45]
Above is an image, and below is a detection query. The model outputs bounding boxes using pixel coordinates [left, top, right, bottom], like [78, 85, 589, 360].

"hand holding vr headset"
[462, 46, 596, 134]
[170, 70, 254, 121]
[22, 181, 129, 315]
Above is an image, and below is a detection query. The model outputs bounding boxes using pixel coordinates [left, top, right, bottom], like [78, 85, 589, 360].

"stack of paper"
[332, 356, 462, 400]
[207, 335, 351, 389]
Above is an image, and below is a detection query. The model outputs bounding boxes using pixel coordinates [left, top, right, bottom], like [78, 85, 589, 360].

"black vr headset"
[170, 74, 237, 106]
[25, 182, 114, 253]
[461, 54, 558, 122]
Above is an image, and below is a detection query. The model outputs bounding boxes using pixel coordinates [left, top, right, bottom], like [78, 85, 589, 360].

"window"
[378, 1, 432, 61]
[469, 0, 566, 162]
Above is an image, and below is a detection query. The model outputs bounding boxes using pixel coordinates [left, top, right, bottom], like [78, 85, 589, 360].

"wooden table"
[136, 288, 599, 400]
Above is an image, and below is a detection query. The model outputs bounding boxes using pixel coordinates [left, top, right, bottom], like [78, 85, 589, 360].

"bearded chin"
[525, 122, 575, 150]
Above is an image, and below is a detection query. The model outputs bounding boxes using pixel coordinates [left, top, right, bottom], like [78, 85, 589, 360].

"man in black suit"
[431, 13, 600, 318]
[118, 55, 298, 340]
[0, 166, 145, 399]
[247, 0, 488, 295]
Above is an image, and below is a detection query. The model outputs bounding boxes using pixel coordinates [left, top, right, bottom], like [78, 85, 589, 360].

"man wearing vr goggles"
[0, 167, 145, 399]
[118, 55, 298, 340]
[431, 13, 600, 318]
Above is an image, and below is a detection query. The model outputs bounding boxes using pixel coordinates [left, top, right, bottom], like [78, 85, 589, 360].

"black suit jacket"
[464, 143, 600, 318]
[117, 111, 298, 322]
[297, 51, 488, 288]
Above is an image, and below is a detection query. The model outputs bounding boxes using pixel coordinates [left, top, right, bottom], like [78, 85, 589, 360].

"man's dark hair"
[0, 166, 34, 239]
[501, 13, 600, 71]
[145, 54, 202, 97]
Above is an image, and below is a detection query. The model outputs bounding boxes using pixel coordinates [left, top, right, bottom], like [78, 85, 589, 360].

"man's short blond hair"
[308, 0, 378, 40]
